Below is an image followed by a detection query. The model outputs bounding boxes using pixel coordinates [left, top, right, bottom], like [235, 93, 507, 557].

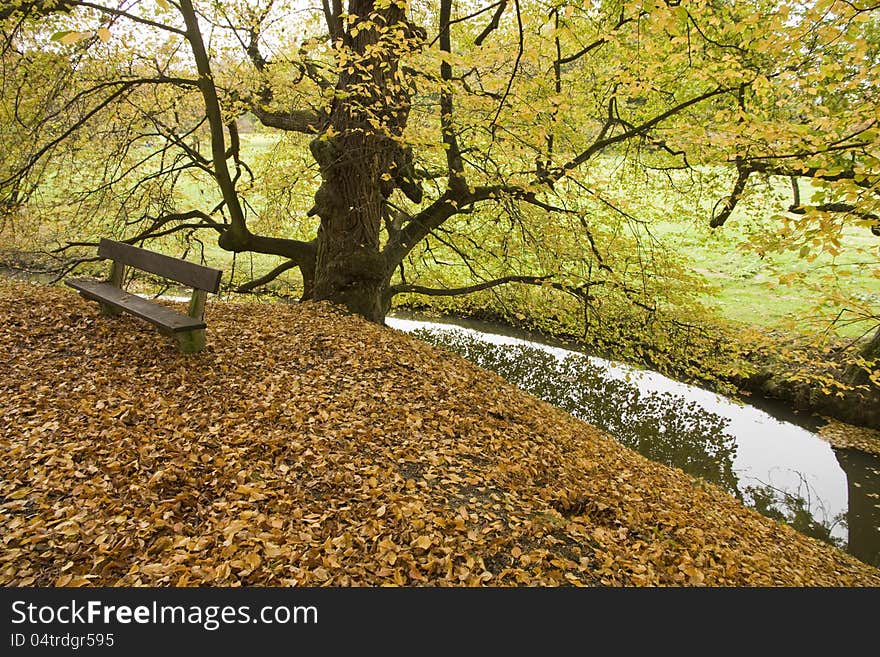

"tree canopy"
[1, 0, 878, 356]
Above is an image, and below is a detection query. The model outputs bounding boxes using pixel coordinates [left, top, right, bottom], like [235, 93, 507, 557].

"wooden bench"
[65, 238, 222, 353]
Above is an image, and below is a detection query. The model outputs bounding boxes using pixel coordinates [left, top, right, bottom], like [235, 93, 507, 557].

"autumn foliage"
[1, 279, 878, 586]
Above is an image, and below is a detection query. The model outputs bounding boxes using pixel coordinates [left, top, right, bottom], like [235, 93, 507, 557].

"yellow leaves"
[263, 544, 288, 559]
[0, 279, 877, 587]
[51, 31, 89, 45]
[411, 535, 433, 550]
[50, 28, 112, 46]
[54, 574, 97, 587]
[818, 420, 880, 456]
[149, 536, 173, 554]
[7, 487, 30, 500]
[234, 484, 267, 501]
[231, 552, 262, 573]
[678, 562, 705, 586]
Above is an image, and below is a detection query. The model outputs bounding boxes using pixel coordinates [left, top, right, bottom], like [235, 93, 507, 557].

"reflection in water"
[390, 318, 879, 566]
[414, 332, 740, 495]
[834, 449, 880, 567]
[743, 477, 847, 550]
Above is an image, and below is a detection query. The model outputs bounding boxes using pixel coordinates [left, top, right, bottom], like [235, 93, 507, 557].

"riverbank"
[2, 278, 878, 586]
[387, 313, 880, 564]
[390, 299, 880, 435]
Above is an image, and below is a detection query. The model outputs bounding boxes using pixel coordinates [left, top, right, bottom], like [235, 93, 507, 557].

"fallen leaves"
[0, 278, 878, 586]
[819, 419, 880, 457]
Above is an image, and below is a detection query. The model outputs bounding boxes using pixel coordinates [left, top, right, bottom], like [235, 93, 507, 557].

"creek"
[387, 312, 880, 567]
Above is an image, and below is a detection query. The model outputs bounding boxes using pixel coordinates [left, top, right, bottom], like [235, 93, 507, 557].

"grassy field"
[659, 220, 878, 337]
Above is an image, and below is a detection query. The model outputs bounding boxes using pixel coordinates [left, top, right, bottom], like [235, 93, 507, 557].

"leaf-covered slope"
[1, 279, 877, 586]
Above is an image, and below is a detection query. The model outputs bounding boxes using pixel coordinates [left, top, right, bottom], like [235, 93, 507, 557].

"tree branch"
[487, 0, 522, 133]
[251, 107, 321, 134]
[550, 85, 736, 184]
[178, 0, 247, 238]
[389, 274, 605, 305]
[0, 0, 76, 21]
[474, 1, 506, 46]
[558, 11, 637, 65]
[439, 0, 467, 193]
[75, 1, 187, 35]
[390, 274, 552, 297]
[322, 0, 343, 42]
[710, 159, 751, 227]
[235, 259, 300, 293]
[788, 203, 879, 223]
[1, 82, 134, 189]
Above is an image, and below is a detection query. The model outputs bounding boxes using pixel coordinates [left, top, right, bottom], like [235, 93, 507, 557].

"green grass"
[656, 218, 878, 337]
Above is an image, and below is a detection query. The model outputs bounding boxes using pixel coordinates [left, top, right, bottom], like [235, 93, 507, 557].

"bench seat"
[65, 239, 222, 353]
[65, 278, 206, 333]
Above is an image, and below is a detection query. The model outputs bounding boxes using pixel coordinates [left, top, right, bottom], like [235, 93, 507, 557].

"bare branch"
[474, 1, 506, 46]
[390, 274, 552, 297]
[235, 259, 299, 293]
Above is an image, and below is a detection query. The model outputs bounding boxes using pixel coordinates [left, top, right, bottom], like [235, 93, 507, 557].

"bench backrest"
[98, 239, 222, 293]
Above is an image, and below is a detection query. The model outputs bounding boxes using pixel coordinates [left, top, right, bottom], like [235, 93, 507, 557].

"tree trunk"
[861, 324, 880, 360]
[309, 135, 389, 323]
[846, 323, 880, 388]
[306, 0, 418, 324]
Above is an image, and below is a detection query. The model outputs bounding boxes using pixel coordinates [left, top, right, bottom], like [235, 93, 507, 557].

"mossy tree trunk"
[308, 133, 391, 323]
[306, 0, 421, 323]
[861, 325, 880, 360]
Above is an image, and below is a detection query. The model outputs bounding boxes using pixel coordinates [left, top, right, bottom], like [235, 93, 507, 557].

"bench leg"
[176, 328, 206, 353]
[98, 301, 122, 317]
[101, 261, 125, 316]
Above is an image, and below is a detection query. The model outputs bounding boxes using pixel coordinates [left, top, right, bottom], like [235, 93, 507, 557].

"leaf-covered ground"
[2, 279, 878, 586]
